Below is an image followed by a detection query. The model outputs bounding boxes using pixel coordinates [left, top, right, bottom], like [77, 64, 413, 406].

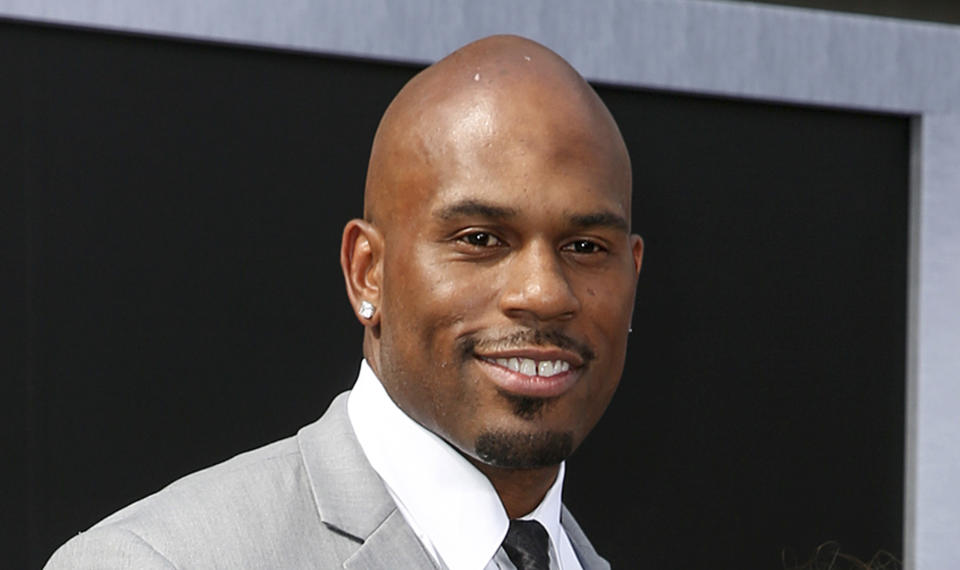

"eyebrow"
[570, 211, 630, 232]
[435, 200, 519, 220]
[434, 199, 629, 232]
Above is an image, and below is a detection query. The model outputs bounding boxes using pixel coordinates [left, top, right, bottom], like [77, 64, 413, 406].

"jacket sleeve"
[44, 527, 177, 570]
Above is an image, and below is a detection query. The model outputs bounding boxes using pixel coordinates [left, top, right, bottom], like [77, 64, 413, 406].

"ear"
[341, 218, 384, 326]
[631, 234, 644, 280]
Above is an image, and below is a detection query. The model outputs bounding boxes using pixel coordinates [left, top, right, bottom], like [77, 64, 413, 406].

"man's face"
[374, 92, 642, 469]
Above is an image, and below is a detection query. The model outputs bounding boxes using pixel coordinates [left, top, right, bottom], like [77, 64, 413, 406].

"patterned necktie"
[502, 519, 550, 570]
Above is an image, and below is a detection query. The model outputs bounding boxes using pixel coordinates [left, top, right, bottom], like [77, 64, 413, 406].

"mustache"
[461, 329, 596, 364]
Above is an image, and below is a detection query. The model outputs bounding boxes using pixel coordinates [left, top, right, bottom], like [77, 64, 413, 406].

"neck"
[468, 459, 560, 519]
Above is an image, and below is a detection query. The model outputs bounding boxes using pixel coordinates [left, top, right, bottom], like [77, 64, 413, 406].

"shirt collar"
[347, 359, 567, 570]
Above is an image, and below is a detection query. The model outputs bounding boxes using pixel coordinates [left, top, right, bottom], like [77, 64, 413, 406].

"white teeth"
[484, 356, 572, 377]
[538, 360, 555, 377]
[538, 360, 569, 377]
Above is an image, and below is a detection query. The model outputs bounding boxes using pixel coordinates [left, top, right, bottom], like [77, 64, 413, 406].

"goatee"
[474, 430, 574, 469]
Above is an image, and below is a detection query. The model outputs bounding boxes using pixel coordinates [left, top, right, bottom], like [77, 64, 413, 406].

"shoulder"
[45, 527, 176, 570]
[97, 434, 309, 534]
[45, 394, 360, 569]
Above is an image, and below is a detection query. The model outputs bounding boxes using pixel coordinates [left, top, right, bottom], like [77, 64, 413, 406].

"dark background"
[2, 19, 908, 569]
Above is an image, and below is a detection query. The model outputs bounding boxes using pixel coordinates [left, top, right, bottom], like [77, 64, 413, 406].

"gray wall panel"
[914, 112, 960, 569]
[2, 0, 960, 111]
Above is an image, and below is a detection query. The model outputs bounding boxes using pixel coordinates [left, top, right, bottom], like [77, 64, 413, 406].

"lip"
[473, 351, 582, 399]
[473, 347, 585, 369]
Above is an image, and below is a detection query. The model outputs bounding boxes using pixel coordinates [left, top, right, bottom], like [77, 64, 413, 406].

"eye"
[459, 231, 503, 248]
[563, 239, 605, 254]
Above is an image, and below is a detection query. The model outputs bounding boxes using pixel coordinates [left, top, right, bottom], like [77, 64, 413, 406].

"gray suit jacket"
[45, 393, 610, 569]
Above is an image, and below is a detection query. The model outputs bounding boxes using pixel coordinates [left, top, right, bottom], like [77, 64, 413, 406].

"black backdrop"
[2, 19, 908, 569]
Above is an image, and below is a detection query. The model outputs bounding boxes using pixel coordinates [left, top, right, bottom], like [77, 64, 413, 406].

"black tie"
[502, 519, 550, 570]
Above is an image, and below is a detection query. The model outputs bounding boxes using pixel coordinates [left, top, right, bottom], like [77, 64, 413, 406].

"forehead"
[419, 97, 631, 218]
[371, 58, 633, 230]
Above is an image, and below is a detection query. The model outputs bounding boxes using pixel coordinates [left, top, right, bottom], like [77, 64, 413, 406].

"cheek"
[386, 249, 495, 353]
[579, 272, 636, 331]
[417, 252, 498, 311]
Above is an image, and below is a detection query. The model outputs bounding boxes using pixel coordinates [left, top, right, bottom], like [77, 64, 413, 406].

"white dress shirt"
[347, 360, 584, 570]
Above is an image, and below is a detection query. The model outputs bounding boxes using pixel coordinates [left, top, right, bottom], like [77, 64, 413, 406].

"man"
[46, 34, 643, 569]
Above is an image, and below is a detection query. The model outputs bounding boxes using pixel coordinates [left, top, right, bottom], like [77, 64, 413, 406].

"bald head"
[341, 34, 643, 492]
[364, 35, 631, 229]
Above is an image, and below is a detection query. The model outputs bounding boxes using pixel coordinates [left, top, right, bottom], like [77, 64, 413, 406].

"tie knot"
[502, 519, 550, 570]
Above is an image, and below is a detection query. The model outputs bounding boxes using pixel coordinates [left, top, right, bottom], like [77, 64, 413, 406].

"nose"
[499, 240, 580, 322]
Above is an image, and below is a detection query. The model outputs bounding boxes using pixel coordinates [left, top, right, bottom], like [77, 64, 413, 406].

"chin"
[473, 428, 574, 469]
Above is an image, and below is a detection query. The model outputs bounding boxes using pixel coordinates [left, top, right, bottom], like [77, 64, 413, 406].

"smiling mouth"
[474, 353, 581, 399]
[481, 356, 572, 378]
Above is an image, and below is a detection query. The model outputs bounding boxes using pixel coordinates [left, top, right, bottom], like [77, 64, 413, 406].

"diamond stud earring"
[358, 301, 376, 319]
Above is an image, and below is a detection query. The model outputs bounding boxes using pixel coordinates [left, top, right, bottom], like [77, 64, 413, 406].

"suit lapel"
[344, 510, 438, 569]
[297, 393, 437, 568]
[298, 392, 604, 570]
[561, 505, 611, 570]
[298, 393, 393, 538]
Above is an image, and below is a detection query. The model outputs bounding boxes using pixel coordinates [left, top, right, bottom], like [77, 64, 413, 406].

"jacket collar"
[297, 391, 609, 570]
[561, 505, 611, 570]
[297, 393, 438, 568]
